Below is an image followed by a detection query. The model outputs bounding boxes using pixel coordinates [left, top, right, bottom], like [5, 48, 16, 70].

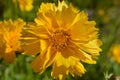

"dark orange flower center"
[50, 30, 70, 51]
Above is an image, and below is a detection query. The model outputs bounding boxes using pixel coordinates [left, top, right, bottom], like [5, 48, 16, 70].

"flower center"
[50, 30, 70, 51]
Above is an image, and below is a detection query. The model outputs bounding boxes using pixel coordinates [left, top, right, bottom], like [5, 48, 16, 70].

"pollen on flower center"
[50, 30, 70, 51]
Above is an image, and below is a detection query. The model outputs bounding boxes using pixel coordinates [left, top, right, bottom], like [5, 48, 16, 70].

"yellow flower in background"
[13, 0, 34, 11]
[97, 9, 110, 23]
[98, 9, 105, 16]
[0, 19, 25, 63]
[109, 44, 120, 64]
[21, 1, 102, 79]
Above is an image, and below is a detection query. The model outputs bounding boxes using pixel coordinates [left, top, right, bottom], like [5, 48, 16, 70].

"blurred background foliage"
[0, 0, 120, 80]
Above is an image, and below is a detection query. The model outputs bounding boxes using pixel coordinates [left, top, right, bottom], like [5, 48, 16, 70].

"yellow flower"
[14, 0, 34, 11]
[0, 19, 25, 63]
[98, 9, 105, 16]
[109, 44, 120, 64]
[21, 1, 102, 79]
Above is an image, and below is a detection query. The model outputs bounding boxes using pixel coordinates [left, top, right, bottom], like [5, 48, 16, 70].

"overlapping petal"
[31, 46, 57, 73]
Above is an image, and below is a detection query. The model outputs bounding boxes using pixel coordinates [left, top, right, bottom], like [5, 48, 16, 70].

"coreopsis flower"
[13, 0, 33, 11]
[21, 1, 102, 79]
[98, 9, 105, 16]
[109, 44, 120, 64]
[0, 19, 25, 63]
[97, 9, 110, 23]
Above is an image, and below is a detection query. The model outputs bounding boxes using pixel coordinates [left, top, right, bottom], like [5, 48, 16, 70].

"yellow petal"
[51, 63, 68, 80]
[22, 40, 40, 55]
[31, 46, 56, 73]
[55, 53, 79, 68]
[68, 11, 98, 42]
[31, 54, 42, 73]
[39, 3, 56, 13]
[61, 47, 76, 58]
[56, 4, 77, 29]
[61, 46, 87, 59]
[69, 20, 88, 42]
[86, 21, 98, 40]
[70, 11, 88, 27]
[57, 1, 68, 11]
[36, 2, 59, 32]
[79, 49, 96, 64]
[79, 39, 102, 55]
[4, 51, 15, 63]
[70, 62, 86, 76]
[69, 42, 97, 64]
